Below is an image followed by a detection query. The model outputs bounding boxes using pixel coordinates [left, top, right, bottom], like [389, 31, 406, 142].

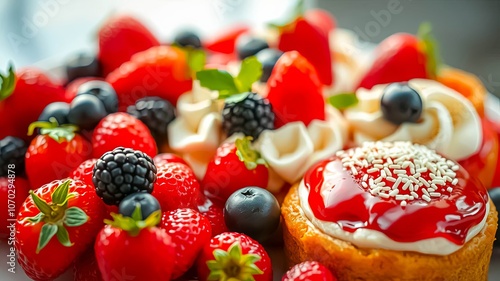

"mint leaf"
[196, 69, 239, 98]
[187, 48, 206, 74]
[327, 93, 358, 110]
[235, 57, 262, 93]
[418, 22, 441, 79]
[0, 64, 16, 101]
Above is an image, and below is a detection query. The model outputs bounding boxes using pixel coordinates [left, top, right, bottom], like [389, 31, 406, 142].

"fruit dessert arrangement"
[1, 2, 500, 281]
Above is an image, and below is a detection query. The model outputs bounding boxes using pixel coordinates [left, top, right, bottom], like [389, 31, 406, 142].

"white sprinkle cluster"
[336, 142, 460, 206]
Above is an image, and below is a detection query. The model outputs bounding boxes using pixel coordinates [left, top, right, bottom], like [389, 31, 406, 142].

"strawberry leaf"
[327, 92, 358, 110]
[196, 69, 240, 99]
[104, 205, 161, 236]
[28, 118, 78, 142]
[26, 213, 44, 224]
[37, 224, 58, 253]
[207, 242, 262, 281]
[235, 57, 262, 93]
[56, 225, 73, 247]
[418, 22, 441, 79]
[51, 180, 71, 205]
[235, 137, 267, 170]
[64, 207, 88, 227]
[0, 64, 16, 101]
[30, 191, 53, 215]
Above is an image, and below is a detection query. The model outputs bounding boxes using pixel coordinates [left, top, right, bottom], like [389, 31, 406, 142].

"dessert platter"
[1, 2, 500, 281]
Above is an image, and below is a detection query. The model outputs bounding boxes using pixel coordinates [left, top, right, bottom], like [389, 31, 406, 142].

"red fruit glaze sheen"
[304, 145, 488, 245]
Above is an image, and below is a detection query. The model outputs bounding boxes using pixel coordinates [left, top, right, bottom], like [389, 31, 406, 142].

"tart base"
[282, 183, 498, 281]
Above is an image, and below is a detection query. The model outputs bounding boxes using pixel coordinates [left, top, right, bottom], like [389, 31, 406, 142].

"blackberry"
[93, 147, 157, 206]
[127, 97, 176, 140]
[0, 137, 27, 176]
[222, 92, 274, 140]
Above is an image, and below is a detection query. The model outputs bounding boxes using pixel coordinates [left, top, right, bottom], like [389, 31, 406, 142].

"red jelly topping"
[305, 142, 489, 245]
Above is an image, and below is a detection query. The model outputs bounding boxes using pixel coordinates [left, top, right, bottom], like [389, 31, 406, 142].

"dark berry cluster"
[127, 97, 176, 140]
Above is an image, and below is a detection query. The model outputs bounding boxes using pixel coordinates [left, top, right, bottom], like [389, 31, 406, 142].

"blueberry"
[38, 102, 70, 125]
[236, 36, 269, 60]
[119, 192, 161, 220]
[256, 48, 283, 82]
[174, 30, 202, 49]
[381, 82, 423, 125]
[488, 188, 500, 246]
[76, 80, 118, 114]
[67, 94, 107, 130]
[224, 187, 280, 243]
[65, 53, 101, 83]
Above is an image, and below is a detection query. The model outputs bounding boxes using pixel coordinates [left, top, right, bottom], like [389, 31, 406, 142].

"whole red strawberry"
[0, 177, 30, 239]
[70, 158, 98, 187]
[98, 14, 160, 76]
[266, 51, 325, 128]
[73, 249, 103, 281]
[106, 45, 192, 110]
[160, 208, 212, 279]
[94, 207, 175, 281]
[202, 137, 269, 204]
[91, 112, 157, 159]
[0, 67, 67, 142]
[197, 232, 272, 281]
[153, 152, 189, 167]
[282, 261, 336, 281]
[153, 162, 203, 211]
[278, 16, 333, 86]
[198, 198, 229, 237]
[16, 179, 107, 281]
[25, 121, 92, 189]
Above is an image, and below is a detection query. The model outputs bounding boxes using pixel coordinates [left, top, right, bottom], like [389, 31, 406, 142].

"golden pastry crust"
[282, 183, 498, 281]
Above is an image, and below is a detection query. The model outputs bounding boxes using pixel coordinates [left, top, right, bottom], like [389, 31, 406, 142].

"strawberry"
[201, 138, 269, 204]
[0, 177, 30, 239]
[198, 198, 229, 237]
[91, 112, 157, 159]
[106, 45, 192, 110]
[25, 120, 92, 189]
[197, 232, 272, 281]
[160, 208, 212, 279]
[357, 24, 438, 90]
[94, 206, 175, 281]
[70, 158, 98, 187]
[282, 261, 336, 281]
[267, 51, 325, 128]
[153, 152, 189, 168]
[153, 162, 203, 211]
[204, 25, 249, 54]
[490, 119, 500, 187]
[73, 249, 103, 281]
[0, 66, 68, 142]
[304, 9, 336, 37]
[16, 179, 107, 281]
[277, 2, 333, 86]
[98, 14, 160, 76]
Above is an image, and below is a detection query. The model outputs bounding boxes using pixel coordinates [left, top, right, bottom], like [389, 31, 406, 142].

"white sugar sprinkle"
[401, 200, 407, 207]
[422, 195, 431, 202]
[452, 178, 459, 185]
[367, 168, 379, 174]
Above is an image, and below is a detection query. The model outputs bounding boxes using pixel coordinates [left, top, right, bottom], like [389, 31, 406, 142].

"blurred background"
[0, 0, 499, 97]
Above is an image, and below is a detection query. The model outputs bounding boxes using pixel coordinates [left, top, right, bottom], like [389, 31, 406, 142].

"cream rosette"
[167, 81, 223, 178]
[344, 79, 482, 161]
[256, 105, 348, 186]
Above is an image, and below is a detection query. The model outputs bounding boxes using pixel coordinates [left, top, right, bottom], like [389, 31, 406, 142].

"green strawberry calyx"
[105, 204, 161, 237]
[196, 56, 263, 101]
[206, 241, 263, 281]
[27, 118, 79, 143]
[25, 180, 88, 254]
[0, 63, 16, 101]
[418, 22, 441, 79]
[327, 92, 358, 110]
[235, 137, 267, 170]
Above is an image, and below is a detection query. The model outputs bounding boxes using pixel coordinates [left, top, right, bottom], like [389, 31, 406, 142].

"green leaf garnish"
[327, 92, 358, 110]
[0, 64, 16, 101]
[37, 224, 58, 254]
[196, 56, 263, 99]
[418, 22, 441, 79]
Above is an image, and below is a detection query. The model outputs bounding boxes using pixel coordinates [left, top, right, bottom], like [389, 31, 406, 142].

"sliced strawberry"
[267, 51, 325, 128]
[153, 162, 204, 211]
[204, 25, 249, 54]
[98, 14, 160, 76]
[106, 46, 192, 110]
[201, 138, 269, 204]
[160, 208, 212, 279]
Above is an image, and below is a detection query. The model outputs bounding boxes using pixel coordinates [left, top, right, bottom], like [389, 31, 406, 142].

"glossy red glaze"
[305, 157, 488, 245]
